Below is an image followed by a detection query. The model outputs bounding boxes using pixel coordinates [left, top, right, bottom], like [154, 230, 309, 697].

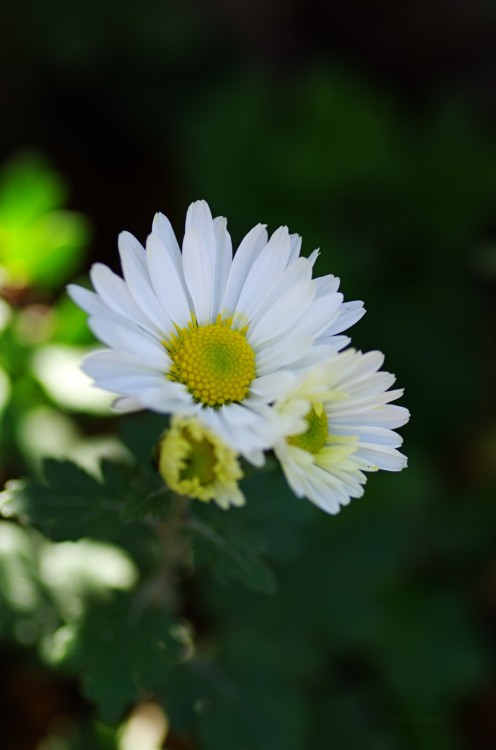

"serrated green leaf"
[189, 516, 277, 595]
[98, 457, 173, 523]
[61, 591, 181, 722]
[0, 459, 123, 542]
[120, 483, 172, 522]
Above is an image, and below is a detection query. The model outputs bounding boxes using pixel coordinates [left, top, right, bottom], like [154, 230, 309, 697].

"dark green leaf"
[0, 459, 123, 542]
[61, 591, 181, 722]
[189, 515, 277, 595]
[118, 411, 170, 465]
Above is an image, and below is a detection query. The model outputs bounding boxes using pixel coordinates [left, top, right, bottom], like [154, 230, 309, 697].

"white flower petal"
[256, 335, 313, 375]
[87, 317, 167, 368]
[186, 201, 228, 318]
[112, 396, 144, 413]
[249, 280, 316, 346]
[354, 444, 408, 472]
[212, 216, 233, 316]
[242, 448, 265, 467]
[290, 293, 344, 340]
[139, 383, 195, 413]
[67, 284, 111, 319]
[250, 371, 297, 399]
[318, 335, 351, 352]
[236, 226, 292, 320]
[200, 407, 253, 454]
[219, 402, 257, 426]
[145, 233, 191, 327]
[308, 249, 320, 266]
[221, 223, 268, 314]
[82, 351, 170, 395]
[315, 274, 341, 296]
[322, 301, 366, 337]
[331, 388, 405, 415]
[182, 227, 213, 324]
[286, 344, 336, 371]
[89, 264, 157, 331]
[186, 200, 217, 265]
[333, 425, 403, 448]
[334, 404, 410, 429]
[152, 211, 182, 271]
[118, 231, 166, 330]
[288, 233, 302, 263]
[249, 257, 314, 331]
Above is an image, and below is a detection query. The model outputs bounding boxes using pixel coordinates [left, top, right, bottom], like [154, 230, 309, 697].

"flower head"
[157, 416, 244, 509]
[274, 350, 410, 514]
[68, 201, 364, 462]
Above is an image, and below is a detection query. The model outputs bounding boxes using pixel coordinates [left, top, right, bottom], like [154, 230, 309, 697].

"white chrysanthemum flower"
[274, 349, 410, 514]
[68, 200, 364, 462]
[157, 416, 245, 509]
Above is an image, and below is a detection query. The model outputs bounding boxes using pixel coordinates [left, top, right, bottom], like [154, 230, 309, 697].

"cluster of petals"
[68, 201, 364, 465]
[68, 200, 408, 513]
[274, 350, 409, 514]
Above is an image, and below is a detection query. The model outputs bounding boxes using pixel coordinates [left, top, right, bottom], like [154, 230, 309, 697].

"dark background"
[1, 1, 496, 748]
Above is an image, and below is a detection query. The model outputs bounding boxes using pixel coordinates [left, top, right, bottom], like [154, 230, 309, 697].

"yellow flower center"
[157, 417, 244, 504]
[165, 315, 255, 407]
[288, 403, 329, 454]
[180, 434, 216, 486]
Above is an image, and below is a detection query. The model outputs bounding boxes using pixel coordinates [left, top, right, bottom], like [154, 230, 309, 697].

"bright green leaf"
[0, 152, 90, 287]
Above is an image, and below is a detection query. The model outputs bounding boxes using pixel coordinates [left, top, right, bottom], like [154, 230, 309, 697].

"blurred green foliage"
[0, 154, 90, 289]
[0, 2, 496, 747]
[0, 154, 126, 485]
